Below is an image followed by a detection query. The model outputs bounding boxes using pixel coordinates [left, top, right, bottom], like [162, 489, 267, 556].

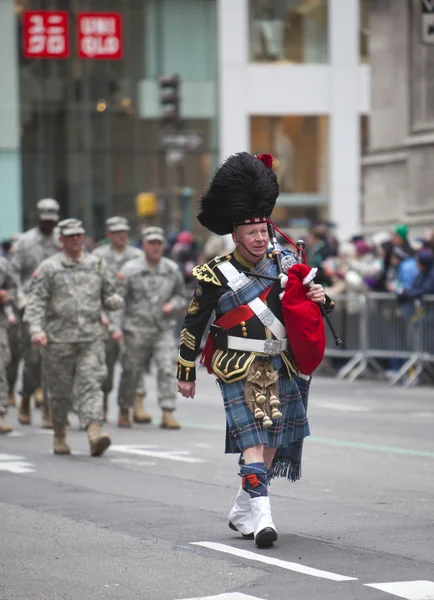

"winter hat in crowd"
[393, 224, 408, 241]
[417, 250, 434, 268]
[354, 240, 371, 256]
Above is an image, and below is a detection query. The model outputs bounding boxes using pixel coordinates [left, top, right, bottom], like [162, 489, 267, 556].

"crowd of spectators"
[300, 223, 434, 301]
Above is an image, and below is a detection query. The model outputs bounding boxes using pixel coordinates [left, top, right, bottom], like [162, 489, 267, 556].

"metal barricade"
[324, 292, 434, 386]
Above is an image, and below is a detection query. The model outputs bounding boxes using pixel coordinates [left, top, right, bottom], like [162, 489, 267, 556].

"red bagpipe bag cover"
[281, 263, 326, 375]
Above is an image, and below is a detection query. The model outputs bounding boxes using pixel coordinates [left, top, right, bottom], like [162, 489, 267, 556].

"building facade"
[2, 0, 369, 243]
[219, 0, 370, 241]
[363, 0, 434, 236]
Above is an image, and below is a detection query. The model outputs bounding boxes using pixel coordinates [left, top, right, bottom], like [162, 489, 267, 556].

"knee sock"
[239, 462, 268, 498]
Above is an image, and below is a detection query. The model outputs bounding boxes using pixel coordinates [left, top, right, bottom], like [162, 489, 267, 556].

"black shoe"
[255, 527, 278, 548]
[228, 521, 254, 540]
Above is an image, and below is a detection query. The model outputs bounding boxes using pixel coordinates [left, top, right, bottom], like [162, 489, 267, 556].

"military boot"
[88, 422, 111, 457]
[8, 392, 16, 407]
[0, 415, 13, 434]
[53, 425, 71, 455]
[34, 387, 43, 408]
[41, 403, 52, 429]
[118, 408, 131, 428]
[161, 409, 181, 430]
[133, 393, 152, 424]
[18, 395, 31, 425]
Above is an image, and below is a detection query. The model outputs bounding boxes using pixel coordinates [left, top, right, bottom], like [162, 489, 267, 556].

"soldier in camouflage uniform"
[10, 198, 61, 427]
[24, 219, 122, 456]
[0, 257, 17, 434]
[6, 234, 22, 408]
[92, 217, 143, 421]
[113, 226, 187, 429]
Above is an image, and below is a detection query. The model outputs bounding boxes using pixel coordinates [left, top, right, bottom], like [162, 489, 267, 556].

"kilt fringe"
[268, 459, 301, 483]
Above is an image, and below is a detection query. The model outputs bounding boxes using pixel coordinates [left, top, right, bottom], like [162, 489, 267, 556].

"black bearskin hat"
[197, 152, 279, 235]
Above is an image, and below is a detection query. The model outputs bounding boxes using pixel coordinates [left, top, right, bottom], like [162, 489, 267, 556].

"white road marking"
[5, 431, 24, 437]
[110, 458, 157, 467]
[315, 402, 371, 413]
[0, 453, 35, 474]
[364, 581, 434, 599]
[110, 444, 205, 464]
[177, 594, 262, 600]
[191, 542, 357, 582]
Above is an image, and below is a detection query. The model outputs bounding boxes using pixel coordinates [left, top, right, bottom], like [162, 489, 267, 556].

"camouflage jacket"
[0, 257, 17, 329]
[92, 244, 143, 279]
[24, 252, 122, 343]
[9, 227, 60, 308]
[112, 256, 187, 334]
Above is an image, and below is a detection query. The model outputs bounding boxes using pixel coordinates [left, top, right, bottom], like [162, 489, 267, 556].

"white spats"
[228, 486, 254, 537]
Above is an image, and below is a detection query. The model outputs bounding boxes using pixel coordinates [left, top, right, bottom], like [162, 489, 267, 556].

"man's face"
[233, 223, 269, 260]
[38, 219, 57, 235]
[61, 234, 84, 255]
[109, 230, 129, 250]
[143, 239, 164, 262]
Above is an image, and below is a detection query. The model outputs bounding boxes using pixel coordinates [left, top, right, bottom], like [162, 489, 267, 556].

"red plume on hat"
[257, 154, 273, 169]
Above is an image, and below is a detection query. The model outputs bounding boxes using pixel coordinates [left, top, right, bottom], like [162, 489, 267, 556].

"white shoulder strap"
[217, 262, 286, 339]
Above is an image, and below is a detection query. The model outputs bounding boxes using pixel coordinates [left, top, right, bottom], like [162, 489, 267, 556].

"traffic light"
[158, 74, 180, 127]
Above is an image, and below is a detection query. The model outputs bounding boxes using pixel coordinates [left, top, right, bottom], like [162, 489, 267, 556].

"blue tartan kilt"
[220, 357, 310, 455]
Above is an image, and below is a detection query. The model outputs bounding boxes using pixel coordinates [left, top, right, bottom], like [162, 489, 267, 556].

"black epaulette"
[192, 254, 232, 287]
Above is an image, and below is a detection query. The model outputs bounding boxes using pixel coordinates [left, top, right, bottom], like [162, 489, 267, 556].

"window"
[249, 0, 328, 64]
[251, 115, 329, 224]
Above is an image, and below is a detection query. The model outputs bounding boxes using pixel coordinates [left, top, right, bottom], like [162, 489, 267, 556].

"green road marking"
[183, 422, 434, 458]
[310, 437, 434, 459]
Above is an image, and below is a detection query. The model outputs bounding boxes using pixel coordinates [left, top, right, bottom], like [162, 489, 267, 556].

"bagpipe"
[267, 220, 342, 375]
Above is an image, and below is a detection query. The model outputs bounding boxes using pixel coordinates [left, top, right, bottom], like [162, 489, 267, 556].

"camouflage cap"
[37, 198, 60, 222]
[58, 218, 85, 236]
[142, 226, 164, 242]
[106, 216, 130, 232]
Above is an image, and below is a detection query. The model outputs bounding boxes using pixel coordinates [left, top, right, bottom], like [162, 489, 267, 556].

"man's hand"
[7, 314, 17, 326]
[162, 302, 174, 316]
[111, 330, 123, 343]
[0, 290, 8, 304]
[31, 332, 47, 347]
[306, 283, 326, 305]
[177, 381, 196, 399]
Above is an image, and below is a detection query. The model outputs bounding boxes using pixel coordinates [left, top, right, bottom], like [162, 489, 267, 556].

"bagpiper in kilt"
[176, 152, 333, 548]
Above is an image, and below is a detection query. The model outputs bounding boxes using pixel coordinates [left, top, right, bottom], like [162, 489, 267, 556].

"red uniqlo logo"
[23, 11, 69, 59]
[77, 13, 123, 59]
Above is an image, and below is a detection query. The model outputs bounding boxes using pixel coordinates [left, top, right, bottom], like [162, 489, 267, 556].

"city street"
[1, 368, 434, 600]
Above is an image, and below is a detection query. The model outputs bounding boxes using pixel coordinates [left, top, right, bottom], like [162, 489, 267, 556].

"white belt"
[227, 335, 288, 355]
[217, 261, 287, 339]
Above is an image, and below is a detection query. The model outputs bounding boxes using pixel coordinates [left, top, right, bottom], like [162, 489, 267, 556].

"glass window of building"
[249, 0, 328, 64]
[251, 115, 329, 225]
[16, 0, 218, 242]
[360, 0, 369, 63]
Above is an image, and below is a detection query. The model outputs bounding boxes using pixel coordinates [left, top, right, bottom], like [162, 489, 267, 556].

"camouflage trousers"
[103, 337, 120, 395]
[0, 328, 11, 416]
[118, 329, 177, 411]
[42, 339, 106, 427]
[7, 315, 22, 395]
[22, 321, 42, 397]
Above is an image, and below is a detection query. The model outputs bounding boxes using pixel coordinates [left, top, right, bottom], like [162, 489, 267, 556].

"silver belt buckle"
[263, 339, 282, 355]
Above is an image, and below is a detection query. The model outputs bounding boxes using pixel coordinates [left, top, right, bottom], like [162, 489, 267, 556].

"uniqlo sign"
[77, 13, 123, 59]
[23, 11, 69, 59]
